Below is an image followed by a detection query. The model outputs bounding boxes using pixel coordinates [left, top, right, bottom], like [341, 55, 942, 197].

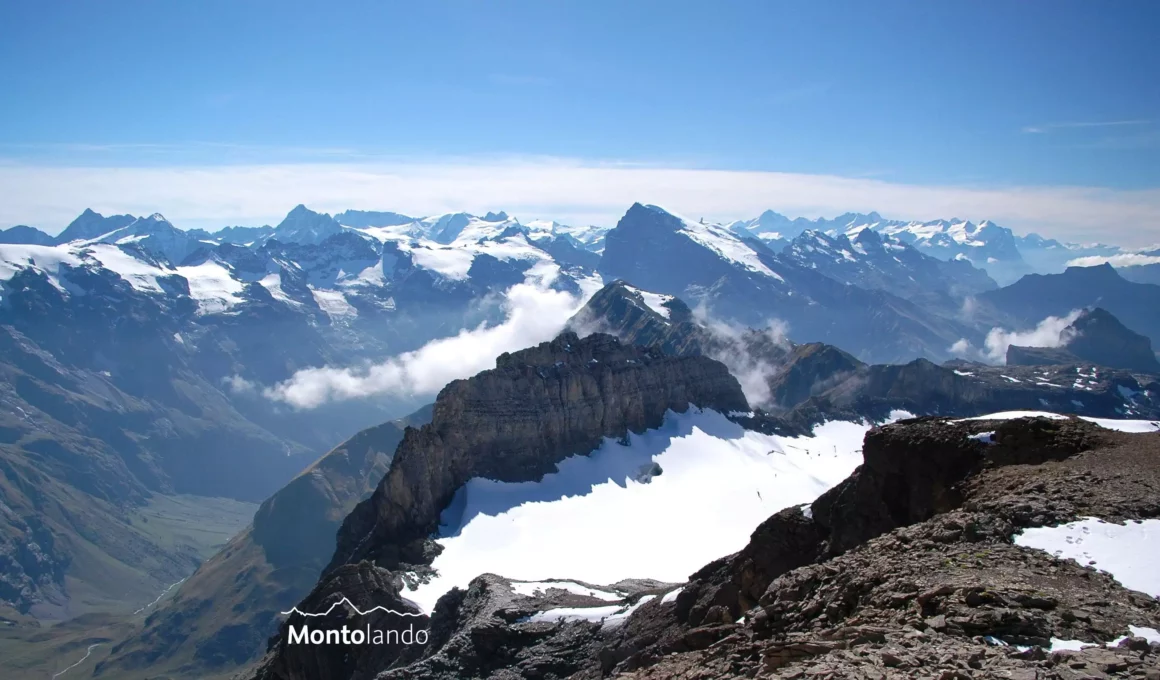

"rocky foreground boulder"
[248, 413, 1160, 679]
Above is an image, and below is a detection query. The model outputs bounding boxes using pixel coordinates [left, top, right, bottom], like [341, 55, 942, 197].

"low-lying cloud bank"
[4, 157, 1160, 246]
[1066, 253, 1160, 268]
[264, 271, 595, 409]
[949, 310, 1082, 364]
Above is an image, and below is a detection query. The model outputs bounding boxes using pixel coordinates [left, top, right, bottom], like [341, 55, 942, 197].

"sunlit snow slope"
[960, 411, 1160, 433]
[405, 408, 870, 612]
[1015, 518, 1160, 599]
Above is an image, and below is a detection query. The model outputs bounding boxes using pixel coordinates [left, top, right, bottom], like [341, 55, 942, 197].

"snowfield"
[0, 243, 83, 292]
[959, 411, 1160, 433]
[1015, 518, 1160, 599]
[404, 409, 870, 612]
[623, 284, 674, 319]
[401, 408, 1160, 614]
[1016, 517, 1160, 651]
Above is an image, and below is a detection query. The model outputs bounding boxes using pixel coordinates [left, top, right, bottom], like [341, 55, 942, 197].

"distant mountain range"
[724, 209, 1143, 286]
[4, 205, 1152, 285]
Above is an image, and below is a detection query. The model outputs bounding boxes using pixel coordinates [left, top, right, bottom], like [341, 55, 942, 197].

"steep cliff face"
[328, 331, 749, 573]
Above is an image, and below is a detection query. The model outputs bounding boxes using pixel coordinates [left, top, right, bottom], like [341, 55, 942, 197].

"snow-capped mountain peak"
[56, 208, 137, 243]
[641, 204, 784, 281]
[271, 205, 344, 246]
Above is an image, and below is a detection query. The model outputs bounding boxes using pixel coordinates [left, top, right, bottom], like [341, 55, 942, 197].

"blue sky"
[1, 1, 1158, 242]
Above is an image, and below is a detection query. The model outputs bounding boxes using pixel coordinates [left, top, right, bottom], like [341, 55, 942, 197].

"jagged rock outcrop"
[328, 331, 749, 573]
[567, 281, 706, 357]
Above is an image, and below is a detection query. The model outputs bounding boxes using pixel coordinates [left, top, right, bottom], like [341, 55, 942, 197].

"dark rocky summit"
[1066, 307, 1160, 373]
[597, 203, 973, 363]
[248, 413, 1160, 680]
[1008, 307, 1160, 373]
[979, 264, 1160, 349]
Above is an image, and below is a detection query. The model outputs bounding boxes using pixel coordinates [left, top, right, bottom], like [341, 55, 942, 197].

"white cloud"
[959, 296, 979, 321]
[949, 310, 1083, 364]
[949, 338, 973, 356]
[1021, 120, 1151, 134]
[692, 304, 790, 408]
[263, 266, 595, 409]
[222, 374, 257, 394]
[1066, 253, 1160, 268]
[3, 157, 1160, 246]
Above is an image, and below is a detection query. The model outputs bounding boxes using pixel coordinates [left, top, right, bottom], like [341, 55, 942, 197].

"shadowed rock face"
[1066, 307, 1160, 372]
[1007, 307, 1160, 372]
[980, 264, 1160, 348]
[327, 331, 750, 573]
[1006, 345, 1081, 366]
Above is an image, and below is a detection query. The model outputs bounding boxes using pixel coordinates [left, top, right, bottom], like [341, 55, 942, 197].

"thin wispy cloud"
[2, 154, 1160, 246]
[487, 73, 553, 87]
[1021, 120, 1151, 134]
[0, 141, 365, 160]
